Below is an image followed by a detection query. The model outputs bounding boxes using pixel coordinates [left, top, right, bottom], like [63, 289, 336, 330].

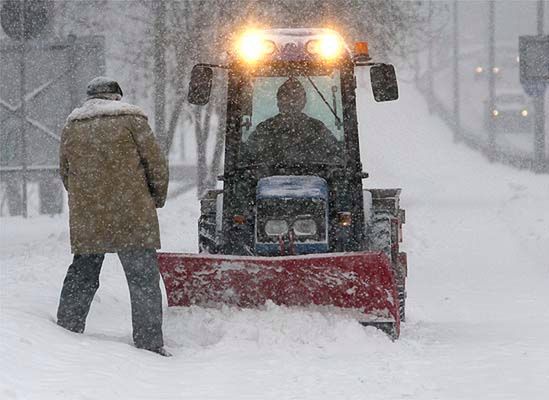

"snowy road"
[1, 81, 548, 399]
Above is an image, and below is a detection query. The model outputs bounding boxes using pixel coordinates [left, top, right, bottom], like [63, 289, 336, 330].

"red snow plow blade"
[158, 251, 400, 338]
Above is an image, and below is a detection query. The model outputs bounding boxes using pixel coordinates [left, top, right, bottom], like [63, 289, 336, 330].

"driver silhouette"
[241, 78, 341, 164]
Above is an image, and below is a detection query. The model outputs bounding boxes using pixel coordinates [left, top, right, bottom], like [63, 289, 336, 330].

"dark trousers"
[57, 249, 163, 350]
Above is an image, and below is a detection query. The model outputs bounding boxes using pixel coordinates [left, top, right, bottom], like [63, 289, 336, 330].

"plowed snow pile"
[1, 80, 548, 400]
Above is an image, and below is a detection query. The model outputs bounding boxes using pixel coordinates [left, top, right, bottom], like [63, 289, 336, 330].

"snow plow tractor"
[158, 28, 407, 338]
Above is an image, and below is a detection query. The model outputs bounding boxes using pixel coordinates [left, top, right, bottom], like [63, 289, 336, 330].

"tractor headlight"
[306, 33, 343, 60]
[265, 219, 288, 236]
[492, 109, 499, 117]
[237, 31, 276, 63]
[293, 218, 317, 236]
[521, 109, 528, 117]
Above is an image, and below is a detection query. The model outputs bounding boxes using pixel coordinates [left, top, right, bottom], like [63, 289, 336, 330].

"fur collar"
[67, 99, 147, 122]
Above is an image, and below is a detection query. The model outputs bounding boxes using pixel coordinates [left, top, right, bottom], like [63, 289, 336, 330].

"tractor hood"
[255, 176, 329, 256]
[256, 175, 328, 201]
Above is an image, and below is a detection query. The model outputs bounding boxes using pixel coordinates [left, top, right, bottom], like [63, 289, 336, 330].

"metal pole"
[487, 0, 496, 160]
[534, 0, 546, 172]
[153, 0, 167, 154]
[19, 0, 28, 218]
[453, 0, 460, 142]
[537, 0, 544, 34]
[427, 0, 434, 111]
[68, 34, 78, 110]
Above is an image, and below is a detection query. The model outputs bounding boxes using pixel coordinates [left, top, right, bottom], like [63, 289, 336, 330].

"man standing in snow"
[56, 77, 170, 356]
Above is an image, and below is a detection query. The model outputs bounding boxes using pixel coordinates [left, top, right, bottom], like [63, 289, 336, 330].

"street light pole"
[153, 0, 167, 154]
[533, 0, 546, 171]
[453, 0, 460, 142]
[18, 0, 28, 218]
[537, 0, 544, 34]
[427, 0, 434, 111]
[487, 0, 496, 160]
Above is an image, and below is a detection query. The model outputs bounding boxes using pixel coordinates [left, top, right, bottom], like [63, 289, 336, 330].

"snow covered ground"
[1, 80, 548, 400]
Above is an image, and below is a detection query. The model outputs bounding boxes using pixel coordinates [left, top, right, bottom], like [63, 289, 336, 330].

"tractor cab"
[189, 28, 398, 257]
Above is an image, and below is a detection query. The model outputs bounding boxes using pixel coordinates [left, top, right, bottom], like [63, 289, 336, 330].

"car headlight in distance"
[475, 66, 483, 74]
[492, 109, 499, 117]
[293, 218, 317, 236]
[521, 109, 528, 117]
[265, 219, 288, 236]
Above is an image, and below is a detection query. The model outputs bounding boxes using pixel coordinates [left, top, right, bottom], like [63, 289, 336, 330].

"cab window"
[238, 68, 344, 166]
[240, 70, 343, 142]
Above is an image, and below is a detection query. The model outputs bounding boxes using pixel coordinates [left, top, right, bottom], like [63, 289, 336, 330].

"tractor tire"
[366, 210, 406, 322]
[366, 211, 393, 262]
[397, 284, 406, 322]
[198, 190, 222, 254]
[198, 214, 217, 254]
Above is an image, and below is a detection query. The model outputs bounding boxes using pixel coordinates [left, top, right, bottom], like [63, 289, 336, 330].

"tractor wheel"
[366, 210, 406, 322]
[198, 214, 217, 254]
[360, 321, 398, 341]
[397, 284, 406, 322]
[366, 211, 393, 262]
[396, 252, 407, 322]
[198, 190, 222, 254]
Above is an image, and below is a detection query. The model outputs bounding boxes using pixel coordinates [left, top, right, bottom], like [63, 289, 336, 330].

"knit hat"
[86, 77, 123, 99]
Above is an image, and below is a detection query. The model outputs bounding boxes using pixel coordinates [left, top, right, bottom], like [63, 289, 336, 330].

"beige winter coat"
[60, 99, 169, 254]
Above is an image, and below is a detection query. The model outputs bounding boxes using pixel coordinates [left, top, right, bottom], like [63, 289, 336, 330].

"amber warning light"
[354, 41, 370, 62]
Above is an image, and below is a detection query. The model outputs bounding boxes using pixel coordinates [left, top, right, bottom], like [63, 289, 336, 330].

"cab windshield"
[239, 67, 344, 166]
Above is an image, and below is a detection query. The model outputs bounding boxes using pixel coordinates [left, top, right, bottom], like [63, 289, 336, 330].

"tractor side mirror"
[370, 64, 399, 102]
[188, 65, 213, 105]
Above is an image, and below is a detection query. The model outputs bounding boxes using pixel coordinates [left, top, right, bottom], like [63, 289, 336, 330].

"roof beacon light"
[354, 41, 370, 62]
[237, 31, 276, 63]
[306, 33, 342, 60]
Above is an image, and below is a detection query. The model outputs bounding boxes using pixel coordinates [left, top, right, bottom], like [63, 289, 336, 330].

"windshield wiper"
[306, 76, 342, 127]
